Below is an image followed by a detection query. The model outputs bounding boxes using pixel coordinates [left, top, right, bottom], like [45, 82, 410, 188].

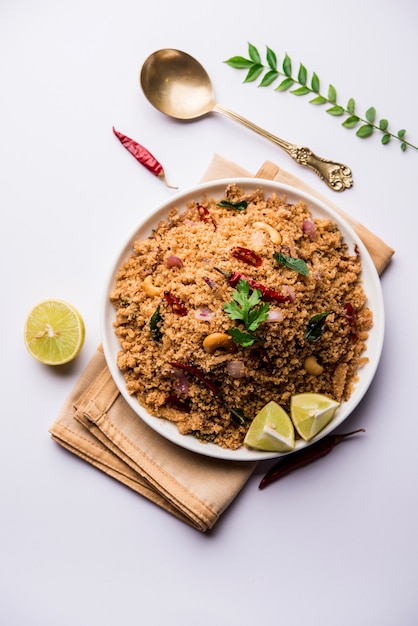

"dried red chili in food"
[169, 362, 221, 395]
[259, 429, 365, 489]
[112, 127, 177, 188]
[227, 271, 290, 304]
[344, 302, 358, 341]
[230, 246, 262, 267]
[163, 291, 187, 316]
[197, 205, 217, 230]
[164, 395, 191, 412]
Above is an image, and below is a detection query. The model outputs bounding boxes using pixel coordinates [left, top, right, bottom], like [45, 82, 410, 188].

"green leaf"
[273, 251, 309, 276]
[244, 64, 264, 83]
[224, 56, 253, 69]
[224, 279, 270, 343]
[298, 63, 308, 85]
[248, 43, 261, 64]
[276, 77, 294, 91]
[309, 95, 327, 105]
[311, 72, 320, 93]
[259, 70, 279, 87]
[304, 312, 331, 342]
[365, 107, 376, 123]
[227, 327, 256, 348]
[291, 86, 311, 96]
[229, 406, 247, 425]
[150, 306, 163, 343]
[328, 84, 337, 103]
[266, 46, 277, 70]
[225, 46, 418, 153]
[217, 199, 248, 211]
[356, 124, 374, 138]
[347, 98, 355, 114]
[326, 105, 345, 116]
[283, 53, 292, 77]
[342, 115, 360, 128]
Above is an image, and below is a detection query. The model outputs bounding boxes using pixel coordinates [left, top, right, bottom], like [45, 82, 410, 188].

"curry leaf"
[266, 46, 277, 70]
[259, 70, 279, 87]
[276, 77, 294, 91]
[273, 251, 309, 276]
[304, 312, 331, 342]
[224, 43, 417, 152]
[217, 199, 248, 211]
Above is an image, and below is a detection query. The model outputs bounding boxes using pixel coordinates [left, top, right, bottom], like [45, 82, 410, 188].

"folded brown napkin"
[49, 156, 394, 532]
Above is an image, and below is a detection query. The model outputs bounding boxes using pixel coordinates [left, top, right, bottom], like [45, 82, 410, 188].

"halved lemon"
[290, 393, 340, 441]
[244, 401, 295, 452]
[24, 299, 85, 365]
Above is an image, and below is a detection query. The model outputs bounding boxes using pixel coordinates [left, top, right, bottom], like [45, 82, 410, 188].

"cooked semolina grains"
[110, 185, 373, 450]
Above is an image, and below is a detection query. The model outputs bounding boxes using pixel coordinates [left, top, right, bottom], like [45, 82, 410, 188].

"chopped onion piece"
[165, 255, 183, 268]
[171, 369, 190, 394]
[266, 310, 283, 322]
[303, 219, 316, 240]
[282, 285, 296, 302]
[194, 306, 215, 321]
[226, 361, 245, 378]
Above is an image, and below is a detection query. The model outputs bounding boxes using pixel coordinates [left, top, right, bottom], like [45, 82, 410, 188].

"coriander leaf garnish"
[224, 279, 270, 347]
[227, 327, 258, 347]
[273, 251, 309, 276]
[225, 43, 417, 152]
[304, 311, 331, 342]
[217, 199, 248, 211]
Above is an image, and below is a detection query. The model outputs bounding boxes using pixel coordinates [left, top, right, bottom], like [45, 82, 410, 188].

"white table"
[1, 1, 417, 624]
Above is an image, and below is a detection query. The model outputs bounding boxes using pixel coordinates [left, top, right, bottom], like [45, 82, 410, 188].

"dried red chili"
[344, 302, 358, 342]
[259, 429, 365, 489]
[169, 362, 221, 395]
[230, 246, 262, 267]
[112, 127, 177, 188]
[197, 205, 217, 230]
[164, 395, 191, 412]
[221, 270, 290, 303]
[163, 291, 187, 316]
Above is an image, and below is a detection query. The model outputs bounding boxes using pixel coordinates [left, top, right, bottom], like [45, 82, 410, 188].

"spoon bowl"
[140, 49, 216, 119]
[140, 49, 353, 192]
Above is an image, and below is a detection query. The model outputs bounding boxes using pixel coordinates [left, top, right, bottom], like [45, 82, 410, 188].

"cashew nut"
[142, 275, 162, 297]
[203, 332, 235, 354]
[253, 221, 282, 244]
[304, 355, 324, 376]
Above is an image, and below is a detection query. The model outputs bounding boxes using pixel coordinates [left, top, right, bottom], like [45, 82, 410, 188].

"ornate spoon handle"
[214, 104, 353, 192]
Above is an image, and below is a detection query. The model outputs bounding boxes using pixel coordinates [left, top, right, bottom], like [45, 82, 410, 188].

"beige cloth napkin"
[49, 156, 394, 532]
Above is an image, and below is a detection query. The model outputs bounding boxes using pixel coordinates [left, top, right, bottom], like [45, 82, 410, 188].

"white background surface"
[1, 1, 417, 624]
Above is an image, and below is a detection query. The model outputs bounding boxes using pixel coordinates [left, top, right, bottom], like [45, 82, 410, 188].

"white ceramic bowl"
[101, 178, 385, 461]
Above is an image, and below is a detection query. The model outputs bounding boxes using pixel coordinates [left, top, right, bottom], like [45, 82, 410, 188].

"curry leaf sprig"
[224, 279, 269, 347]
[224, 43, 417, 152]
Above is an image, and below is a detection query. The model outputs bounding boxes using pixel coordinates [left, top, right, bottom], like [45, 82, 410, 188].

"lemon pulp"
[290, 393, 340, 441]
[24, 299, 85, 365]
[244, 401, 295, 452]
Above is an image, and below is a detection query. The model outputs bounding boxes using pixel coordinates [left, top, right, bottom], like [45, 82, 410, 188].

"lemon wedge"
[24, 299, 85, 365]
[290, 393, 340, 441]
[244, 401, 295, 452]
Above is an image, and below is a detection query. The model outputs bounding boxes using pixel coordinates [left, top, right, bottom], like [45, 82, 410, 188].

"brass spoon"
[140, 49, 353, 192]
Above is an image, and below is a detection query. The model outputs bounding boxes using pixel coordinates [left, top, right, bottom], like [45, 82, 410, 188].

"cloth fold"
[49, 156, 394, 532]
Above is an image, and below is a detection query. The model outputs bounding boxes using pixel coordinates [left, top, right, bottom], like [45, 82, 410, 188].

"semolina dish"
[110, 184, 373, 450]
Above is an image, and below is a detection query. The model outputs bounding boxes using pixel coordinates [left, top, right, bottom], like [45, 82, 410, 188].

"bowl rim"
[100, 177, 385, 462]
